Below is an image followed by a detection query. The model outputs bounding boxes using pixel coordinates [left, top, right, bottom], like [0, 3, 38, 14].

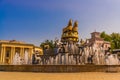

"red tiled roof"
[91, 32, 100, 34]
[89, 37, 104, 41]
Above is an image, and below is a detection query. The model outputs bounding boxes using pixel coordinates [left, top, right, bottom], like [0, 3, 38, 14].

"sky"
[0, 0, 120, 46]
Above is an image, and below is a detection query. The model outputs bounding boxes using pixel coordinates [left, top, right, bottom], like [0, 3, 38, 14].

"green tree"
[40, 40, 54, 49]
[100, 31, 120, 49]
[100, 31, 111, 42]
[111, 33, 120, 49]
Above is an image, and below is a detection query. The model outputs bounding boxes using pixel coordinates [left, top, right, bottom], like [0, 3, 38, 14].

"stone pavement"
[0, 72, 120, 80]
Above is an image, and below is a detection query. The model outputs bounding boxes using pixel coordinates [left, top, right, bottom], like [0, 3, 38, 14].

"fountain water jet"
[12, 52, 21, 65]
[24, 50, 29, 64]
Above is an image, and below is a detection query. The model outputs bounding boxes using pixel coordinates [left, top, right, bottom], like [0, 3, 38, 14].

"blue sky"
[0, 0, 120, 46]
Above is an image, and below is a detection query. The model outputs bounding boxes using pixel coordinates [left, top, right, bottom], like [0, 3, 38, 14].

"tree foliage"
[100, 31, 120, 49]
[100, 31, 111, 42]
[40, 40, 54, 49]
[111, 33, 120, 49]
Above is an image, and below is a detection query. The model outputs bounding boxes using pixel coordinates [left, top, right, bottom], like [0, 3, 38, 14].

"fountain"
[106, 53, 119, 65]
[1, 19, 120, 72]
[24, 50, 29, 64]
[12, 52, 21, 65]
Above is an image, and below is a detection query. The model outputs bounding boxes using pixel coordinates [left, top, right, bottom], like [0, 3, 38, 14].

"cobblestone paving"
[0, 72, 120, 80]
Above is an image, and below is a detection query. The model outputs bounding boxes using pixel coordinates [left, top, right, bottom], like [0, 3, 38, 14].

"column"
[2, 46, 6, 64]
[20, 47, 24, 59]
[20, 47, 25, 59]
[0, 47, 2, 64]
[10, 47, 15, 64]
[19, 47, 23, 64]
[0, 47, 4, 64]
[22, 48, 25, 64]
[31, 48, 33, 60]
[29, 48, 33, 64]
[22, 47, 24, 58]
[10, 47, 12, 64]
[28, 48, 30, 59]
[20, 48, 22, 58]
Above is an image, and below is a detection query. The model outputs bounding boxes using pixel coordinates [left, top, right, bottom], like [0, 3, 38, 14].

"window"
[6, 51, 10, 57]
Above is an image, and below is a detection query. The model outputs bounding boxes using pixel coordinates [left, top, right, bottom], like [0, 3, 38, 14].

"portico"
[0, 40, 34, 64]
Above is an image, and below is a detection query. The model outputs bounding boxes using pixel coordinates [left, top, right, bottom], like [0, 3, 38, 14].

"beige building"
[0, 40, 42, 64]
[87, 32, 110, 50]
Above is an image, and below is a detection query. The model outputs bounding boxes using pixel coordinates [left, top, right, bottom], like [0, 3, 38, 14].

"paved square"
[0, 72, 120, 80]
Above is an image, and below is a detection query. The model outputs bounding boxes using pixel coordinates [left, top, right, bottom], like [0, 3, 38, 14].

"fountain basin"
[0, 65, 120, 72]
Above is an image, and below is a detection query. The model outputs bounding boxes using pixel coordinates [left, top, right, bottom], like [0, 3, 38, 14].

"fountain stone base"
[0, 65, 120, 72]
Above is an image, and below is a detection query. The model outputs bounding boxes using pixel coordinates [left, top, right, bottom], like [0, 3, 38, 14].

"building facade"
[0, 40, 42, 64]
[87, 32, 110, 50]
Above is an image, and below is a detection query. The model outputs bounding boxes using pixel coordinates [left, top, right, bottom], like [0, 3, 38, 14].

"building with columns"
[87, 31, 111, 50]
[0, 40, 42, 64]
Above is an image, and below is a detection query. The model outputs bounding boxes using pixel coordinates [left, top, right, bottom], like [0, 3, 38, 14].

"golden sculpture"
[61, 19, 79, 42]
